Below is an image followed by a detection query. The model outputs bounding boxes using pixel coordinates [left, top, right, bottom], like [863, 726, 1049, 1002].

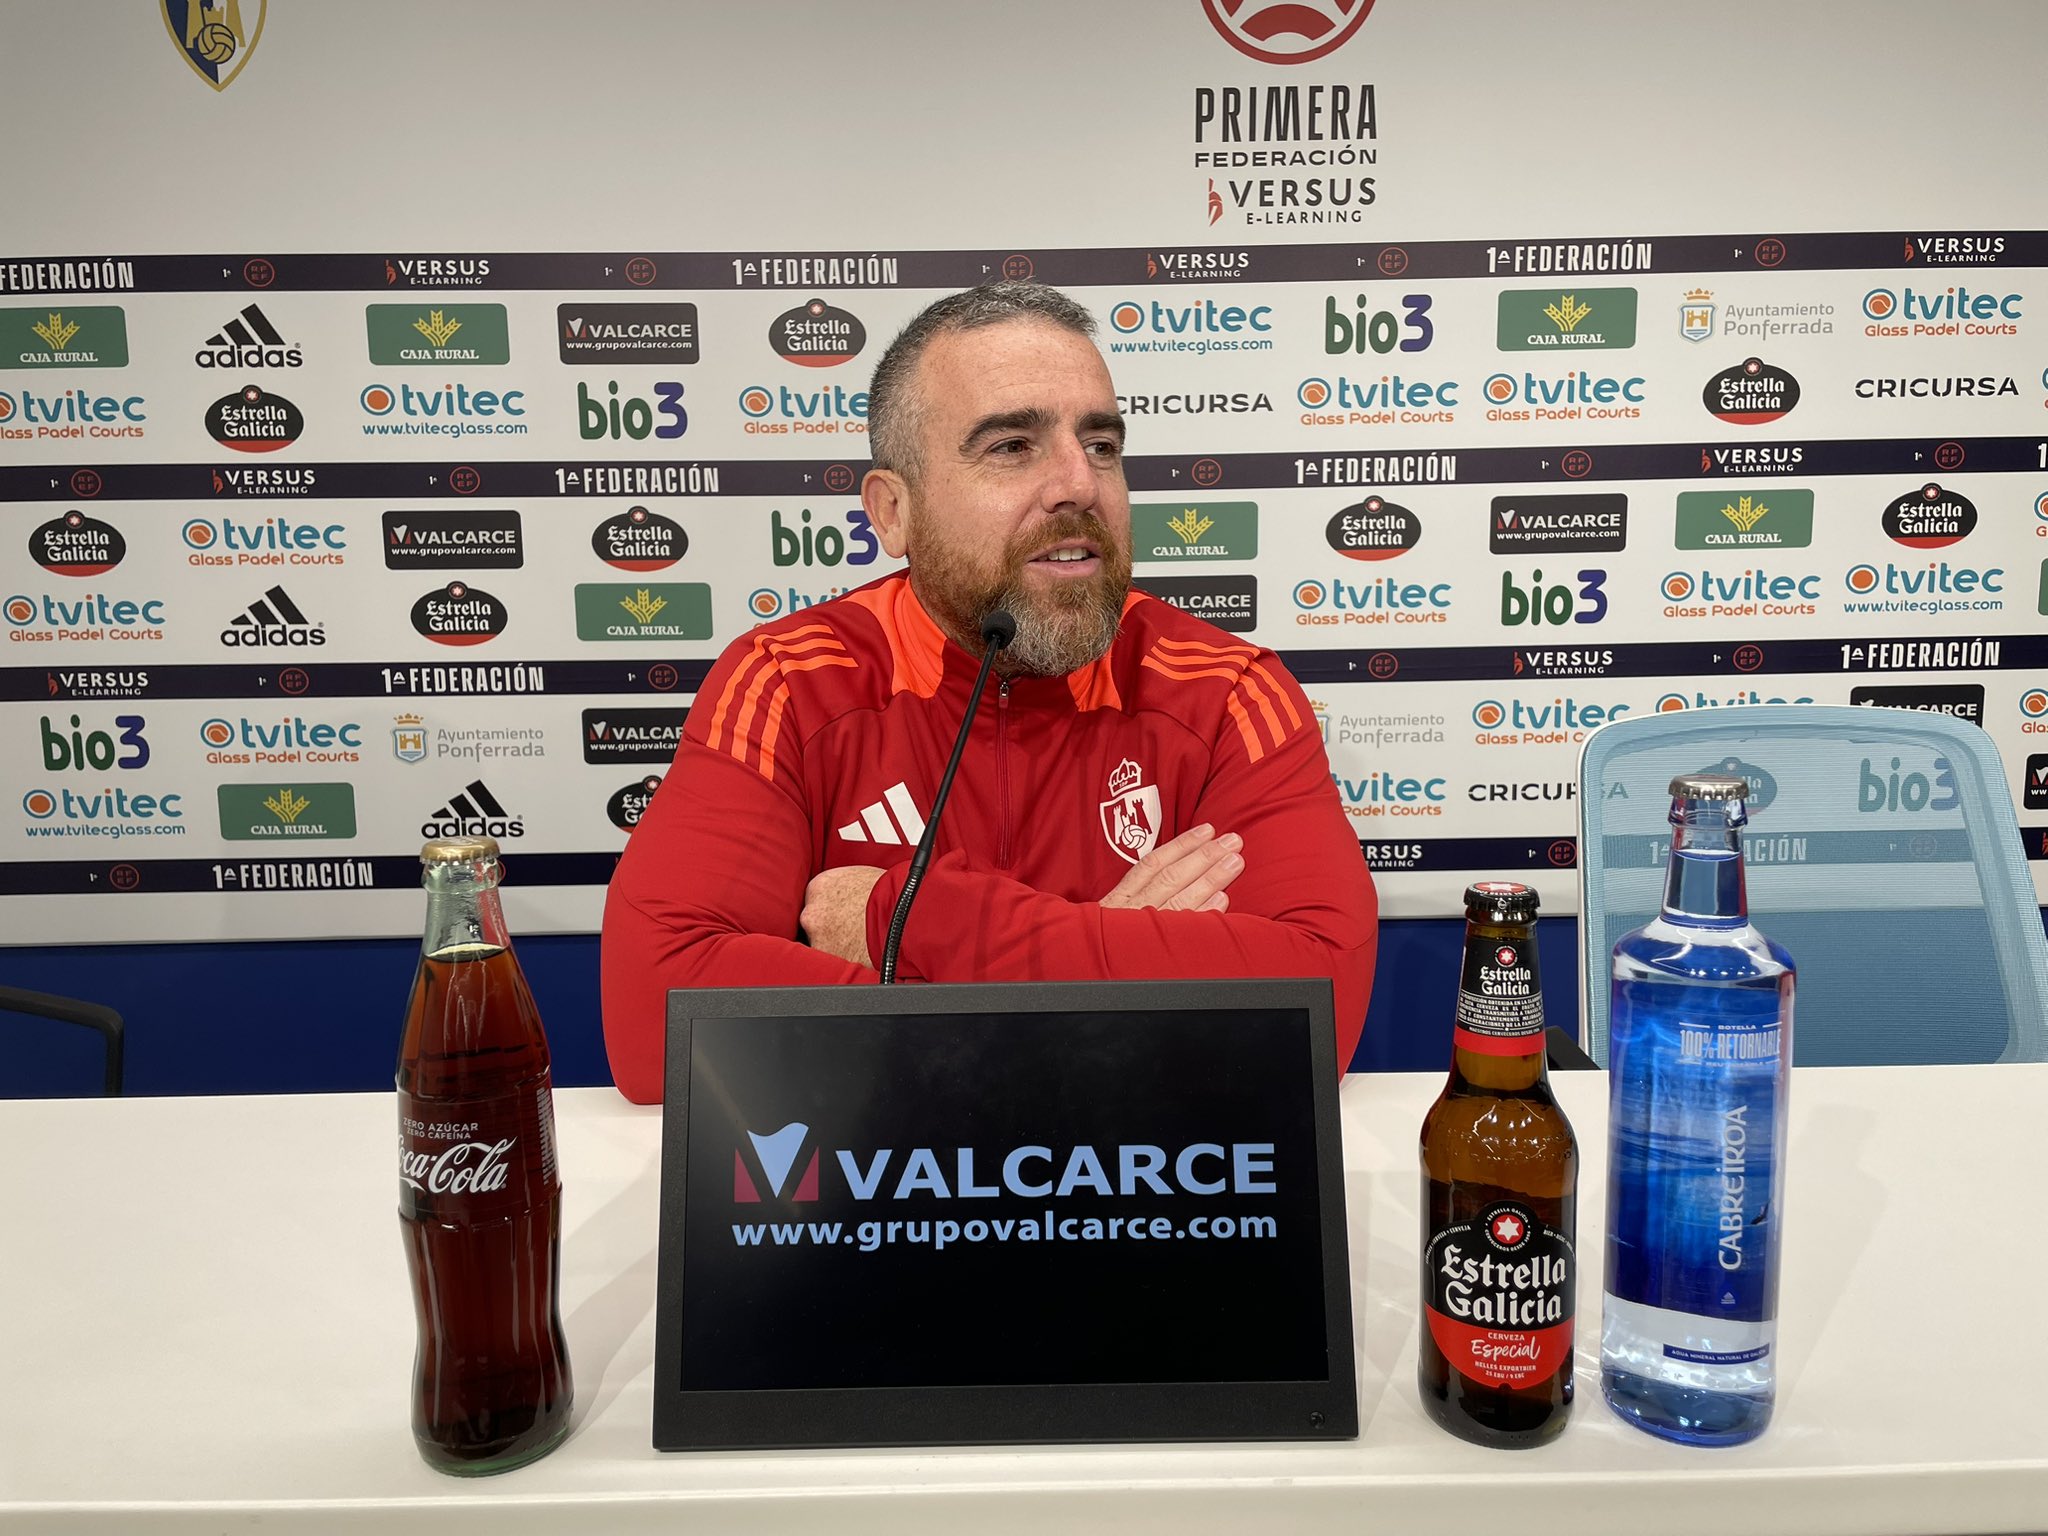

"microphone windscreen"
[981, 608, 1018, 649]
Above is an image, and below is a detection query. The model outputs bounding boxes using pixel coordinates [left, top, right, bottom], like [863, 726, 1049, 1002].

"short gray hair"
[866, 281, 1098, 478]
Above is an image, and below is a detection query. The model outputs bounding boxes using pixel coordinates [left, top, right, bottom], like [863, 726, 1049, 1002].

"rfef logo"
[29, 512, 125, 577]
[735, 1121, 819, 1202]
[1201, 0, 1376, 64]
[1703, 358, 1799, 425]
[769, 299, 865, 367]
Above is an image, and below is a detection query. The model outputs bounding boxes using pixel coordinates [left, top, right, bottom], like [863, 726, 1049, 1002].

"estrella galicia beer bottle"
[396, 836, 572, 1474]
[1418, 881, 1578, 1446]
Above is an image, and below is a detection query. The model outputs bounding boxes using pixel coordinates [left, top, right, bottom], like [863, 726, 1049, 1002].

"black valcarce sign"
[1136, 574, 1258, 632]
[592, 505, 687, 571]
[1849, 683, 1984, 725]
[410, 581, 509, 646]
[30, 510, 125, 577]
[382, 510, 524, 570]
[607, 775, 664, 830]
[770, 297, 865, 367]
[205, 384, 305, 453]
[1489, 493, 1627, 554]
[1883, 483, 1977, 548]
[1326, 496, 1419, 561]
[583, 707, 689, 764]
[558, 302, 700, 365]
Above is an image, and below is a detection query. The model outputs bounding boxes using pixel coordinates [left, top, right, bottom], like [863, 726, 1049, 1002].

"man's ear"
[861, 468, 912, 559]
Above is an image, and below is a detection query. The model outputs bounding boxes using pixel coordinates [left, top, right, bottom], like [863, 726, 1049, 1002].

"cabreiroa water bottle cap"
[1668, 773, 1748, 802]
[421, 834, 501, 865]
[1464, 880, 1539, 921]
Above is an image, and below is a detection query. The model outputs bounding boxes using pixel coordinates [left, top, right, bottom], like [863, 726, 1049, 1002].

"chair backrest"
[1576, 705, 2048, 1067]
[0, 985, 125, 1096]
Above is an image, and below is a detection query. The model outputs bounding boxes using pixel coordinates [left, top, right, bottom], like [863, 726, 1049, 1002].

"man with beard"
[600, 282, 1376, 1104]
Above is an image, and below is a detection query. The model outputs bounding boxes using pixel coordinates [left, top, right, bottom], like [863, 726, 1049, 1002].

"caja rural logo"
[1201, 0, 1375, 64]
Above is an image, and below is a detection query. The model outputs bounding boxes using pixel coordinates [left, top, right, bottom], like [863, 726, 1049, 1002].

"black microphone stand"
[879, 610, 1015, 983]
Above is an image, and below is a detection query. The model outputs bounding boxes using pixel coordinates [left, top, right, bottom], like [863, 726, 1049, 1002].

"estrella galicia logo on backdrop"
[410, 582, 509, 645]
[1882, 484, 1977, 549]
[1201, 0, 1377, 64]
[30, 511, 126, 577]
[205, 384, 304, 453]
[1325, 496, 1418, 560]
[735, 1122, 820, 1203]
[1703, 357, 1799, 425]
[592, 506, 687, 571]
[161, 0, 265, 91]
[769, 298, 865, 367]
[606, 775, 663, 831]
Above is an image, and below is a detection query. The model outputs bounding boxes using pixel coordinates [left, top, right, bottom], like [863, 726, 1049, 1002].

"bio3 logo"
[1323, 293, 1433, 354]
[40, 713, 148, 771]
[1500, 568, 1608, 626]
[770, 508, 880, 568]
[576, 380, 686, 441]
[1858, 755, 1959, 813]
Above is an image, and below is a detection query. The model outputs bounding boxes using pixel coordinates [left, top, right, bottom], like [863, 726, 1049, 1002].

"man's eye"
[989, 438, 1029, 456]
[1087, 439, 1123, 459]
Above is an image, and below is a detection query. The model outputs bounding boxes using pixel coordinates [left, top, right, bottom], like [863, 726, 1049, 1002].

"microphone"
[879, 609, 1015, 984]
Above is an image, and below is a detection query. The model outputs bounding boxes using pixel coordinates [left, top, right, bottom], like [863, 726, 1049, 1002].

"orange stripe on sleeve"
[1236, 669, 1288, 747]
[1248, 659, 1303, 731]
[754, 682, 792, 783]
[704, 636, 772, 753]
[1140, 657, 1248, 684]
[1223, 690, 1265, 763]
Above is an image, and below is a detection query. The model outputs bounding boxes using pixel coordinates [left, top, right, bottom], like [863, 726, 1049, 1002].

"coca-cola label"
[397, 1082, 557, 1220]
[1424, 1199, 1575, 1391]
[1454, 935, 1544, 1054]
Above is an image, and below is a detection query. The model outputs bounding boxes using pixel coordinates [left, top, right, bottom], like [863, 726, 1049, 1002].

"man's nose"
[1039, 435, 1098, 511]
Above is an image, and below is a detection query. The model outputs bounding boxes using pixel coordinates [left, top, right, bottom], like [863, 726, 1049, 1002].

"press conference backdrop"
[3, 1, 2046, 950]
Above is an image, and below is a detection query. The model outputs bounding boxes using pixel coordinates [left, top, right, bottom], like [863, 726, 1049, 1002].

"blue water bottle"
[1601, 773, 1794, 1446]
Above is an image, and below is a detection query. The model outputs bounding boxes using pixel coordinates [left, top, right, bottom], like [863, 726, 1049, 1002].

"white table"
[3, 1067, 2044, 1534]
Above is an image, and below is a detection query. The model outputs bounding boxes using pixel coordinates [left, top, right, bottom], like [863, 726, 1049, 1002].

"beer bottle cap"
[1464, 880, 1539, 922]
[420, 835, 501, 865]
[1668, 773, 1749, 802]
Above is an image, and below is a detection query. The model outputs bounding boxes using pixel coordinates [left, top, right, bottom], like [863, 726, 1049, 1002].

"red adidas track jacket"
[601, 574, 1377, 1103]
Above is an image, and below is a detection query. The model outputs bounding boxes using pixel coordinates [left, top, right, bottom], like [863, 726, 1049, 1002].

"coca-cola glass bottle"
[396, 835, 572, 1474]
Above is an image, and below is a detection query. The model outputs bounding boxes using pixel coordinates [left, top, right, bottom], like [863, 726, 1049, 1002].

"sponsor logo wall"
[3, 5, 2046, 940]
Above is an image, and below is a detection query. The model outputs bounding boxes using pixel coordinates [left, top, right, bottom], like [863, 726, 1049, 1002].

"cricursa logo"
[1201, 0, 1377, 64]
[30, 511, 125, 576]
[735, 1122, 820, 1203]
[769, 298, 865, 367]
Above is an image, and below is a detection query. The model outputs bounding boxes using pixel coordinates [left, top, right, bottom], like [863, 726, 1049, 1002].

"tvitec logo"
[5, 591, 166, 643]
[1481, 369, 1644, 422]
[1292, 572, 1452, 627]
[0, 385, 147, 442]
[1472, 695, 1629, 745]
[1862, 285, 2022, 338]
[183, 515, 346, 568]
[1109, 297, 1273, 352]
[737, 382, 868, 436]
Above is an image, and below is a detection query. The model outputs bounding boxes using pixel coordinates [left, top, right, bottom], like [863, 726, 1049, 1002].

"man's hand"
[1100, 824, 1243, 912]
[801, 864, 886, 966]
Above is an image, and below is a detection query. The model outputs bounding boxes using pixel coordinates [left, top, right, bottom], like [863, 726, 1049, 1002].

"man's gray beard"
[991, 580, 1125, 676]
